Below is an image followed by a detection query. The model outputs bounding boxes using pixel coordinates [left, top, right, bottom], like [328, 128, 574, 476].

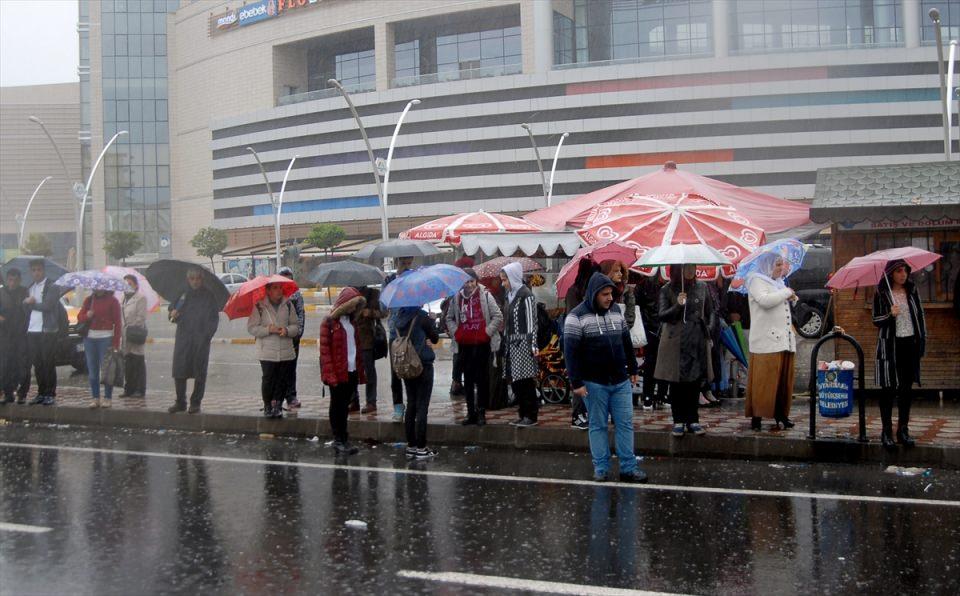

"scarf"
[503, 262, 524, 304]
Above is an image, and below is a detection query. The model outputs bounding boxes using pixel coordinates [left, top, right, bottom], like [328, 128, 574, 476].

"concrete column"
[903, 0, 921, 49]
[375, 22, 395, 91]
[713, 0, 730, 58]
[532, 0, 554, 73]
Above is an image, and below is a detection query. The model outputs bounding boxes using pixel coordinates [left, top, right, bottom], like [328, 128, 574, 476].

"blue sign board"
[238, 0, 277, 27]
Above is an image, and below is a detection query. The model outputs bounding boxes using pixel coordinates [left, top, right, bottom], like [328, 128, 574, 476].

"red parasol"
[400, 210, 541, 244]
[223, 275, 299, 320]
[555, 240, 641, 298]
[472, 256, 543, 279]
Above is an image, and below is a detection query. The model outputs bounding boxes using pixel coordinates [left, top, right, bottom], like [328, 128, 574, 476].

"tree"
[103, 230, 142, 265]
[305, 223, 346, 259]
[190, 227, 229, 269]
[22, 233, 53, 257]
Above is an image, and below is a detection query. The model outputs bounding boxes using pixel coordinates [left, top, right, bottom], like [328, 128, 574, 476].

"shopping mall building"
[84, 0, 958, 262]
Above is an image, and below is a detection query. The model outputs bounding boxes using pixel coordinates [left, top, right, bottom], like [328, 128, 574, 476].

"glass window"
[142, 56, 155, 78]
[157, 165, 170, 187]
[129, 79, 142, 99]
[155, 100, 167, 121]
[554, 11, 575, 65]
[127, 12, 141, 34]
[922, 0, 960, 43]
[116, 100, 129, 121]
[141, 34, 154, 56]
[143, 121, 156, 143]
[104, 100, 117, 122]
[141, 12, 155, 35]
[154, 34, 166, 55]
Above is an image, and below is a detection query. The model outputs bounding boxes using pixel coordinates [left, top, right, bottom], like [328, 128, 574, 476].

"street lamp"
[328, 78, 388, 240]
[546, 132, 569, 208]
[29, 115, 84, 258]
[17, 176, 54, 249]
[246, 147, 296, 271]
[78, 130, 127, 270]
[930, 8, 952, 160]
[520, 123, 549, 206]
[380, 99, 420, 242]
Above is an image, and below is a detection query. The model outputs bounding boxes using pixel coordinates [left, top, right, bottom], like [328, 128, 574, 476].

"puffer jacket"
[319, 287, 366, 386]
[248, 297, 301, 362]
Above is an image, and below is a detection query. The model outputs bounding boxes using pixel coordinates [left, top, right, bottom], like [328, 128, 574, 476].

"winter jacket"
[170, 286, 220, 379]
[634, 277, 662, 338]
[390, 307, 440, 365]
[319, 287, 366, 386]
[502, 285, 538, 382]
[121, 292, 148, 356]
[654, 279, 715, 384]
[354, 287, 385, 350]
[563, 273, 638, 389]
[746, 276, 796, 354]
[0, 285, 28, 339]
[873, 281, 926, 388]
[248, 297, 301, 362]
[445, 285, 504, 352]
[79, 294, 123, 349]
[25, 278, 62, 334]
[287, 290, 305, 339]
[620, 283, 636, 330]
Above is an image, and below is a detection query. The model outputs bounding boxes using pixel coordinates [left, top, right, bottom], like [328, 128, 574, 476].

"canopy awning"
[460, 232, 582, 257]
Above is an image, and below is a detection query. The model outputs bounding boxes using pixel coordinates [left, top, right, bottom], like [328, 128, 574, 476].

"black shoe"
[593, 471, 608, 483]
[29, 395, 46, 405]
[16, 396, 26, 405]
[477, 412, 486, 427]
[2, 395, 14, 404]
[168, 402, 187, 414]
[270, 400, 283, 419]
[187, 404, 201, 414]
[751, 417, 762, 431]
[881, 427, 897, 450]
[515, 417, 538, 428]
[777, 417, 795, 429]
[450, 381, 464, 397]
[461, 417, 478, 426]
[896, 426, 916, 447]
[619, 470, 648, 484]
[333, 441, 359, 455]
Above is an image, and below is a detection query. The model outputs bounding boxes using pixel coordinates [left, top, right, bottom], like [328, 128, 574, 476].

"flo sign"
[210, 0, 322, 33]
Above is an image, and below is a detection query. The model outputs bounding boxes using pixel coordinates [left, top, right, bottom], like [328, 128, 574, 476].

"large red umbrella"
[400, 210, 541, 244]
[555, 240, 640, 298]
[525, 161, 810, 235]
[472, 256, 542, 279]
[223, 275, 299, 320]
[826, 247, 942, 290]
[576, 193, 765, 279]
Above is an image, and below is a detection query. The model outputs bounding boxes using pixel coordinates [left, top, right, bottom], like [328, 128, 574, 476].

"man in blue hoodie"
[564, 272, 647, 483]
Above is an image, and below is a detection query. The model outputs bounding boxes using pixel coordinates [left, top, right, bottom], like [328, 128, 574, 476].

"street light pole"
[276, 155, 299, 269]
[380, 99, 420, 242]
[246, 146, 280, 271]
[29, 115, 84, 260]
[931, 8, 952, 160]
[78, 130, 127, 271]
[520, 123, 548, 206]
[328, 78, 388, 240]
[17, 176, 54, 249]
[546, 132, 569, 208]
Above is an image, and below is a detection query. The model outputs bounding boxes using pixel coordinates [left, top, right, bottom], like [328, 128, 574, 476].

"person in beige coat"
[248, 283, 301, 419]
[120, 275, 148, 397]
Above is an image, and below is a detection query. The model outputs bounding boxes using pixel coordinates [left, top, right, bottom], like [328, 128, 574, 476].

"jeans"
[83, 336, 114, 400]
[460, 343, 491, 417]
[583, 380, 637, 476]
[27, 332, 57, 397]
[403, 363, 434, 448]
[329, 371, 358, 443]
[261, 359, 294, 409]
[123, 353, 146, 396]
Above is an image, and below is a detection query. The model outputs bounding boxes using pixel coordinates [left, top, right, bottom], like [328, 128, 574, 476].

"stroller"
[536, 305, 570, 404]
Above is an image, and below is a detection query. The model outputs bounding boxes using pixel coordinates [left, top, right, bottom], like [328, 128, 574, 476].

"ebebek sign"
[210, 0, 322, 33]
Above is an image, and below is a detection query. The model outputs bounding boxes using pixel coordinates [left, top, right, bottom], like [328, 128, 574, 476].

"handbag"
[76, 295, 94, 338]
[372, 319, 388, 360]
[100, 349, 125, 387]
[629, 305, 647, 348]
[126, 325, 148, 345]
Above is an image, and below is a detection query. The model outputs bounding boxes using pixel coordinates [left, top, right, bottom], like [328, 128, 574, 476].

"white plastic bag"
[630, 306, 647, 348]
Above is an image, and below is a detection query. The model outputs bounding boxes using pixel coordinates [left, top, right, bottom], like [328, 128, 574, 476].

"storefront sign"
[277, 0, 321, 15]
[238, 0, 277, 27]
[839, 216, 960, 231]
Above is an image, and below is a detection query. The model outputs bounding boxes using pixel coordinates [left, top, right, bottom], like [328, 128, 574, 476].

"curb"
[2, 405, 957, 469]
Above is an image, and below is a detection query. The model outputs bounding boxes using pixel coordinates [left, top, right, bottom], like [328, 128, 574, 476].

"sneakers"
[687, 423, 706, 436]
[515, 417, 538, 428]
[100, 399, 112, 409]
[593, 471, 608, 482]
[360, 404, 377, 414]
[404, 446, 419, 458]
[333, 441, 359, 455]
[88, 399, 100, 409]
[168, 402, 187, 414]
[619, 470, 649, 484]
[641, 398, 653, 411]
[392, 404, 405, 422]
[671, 424, 685, 437]
[41, 396, 55, 406]
[29, 395, 46, 405]
[287, 399, 302, 411]
[414, 447, 437, 460]
[571, 416, 589, 430]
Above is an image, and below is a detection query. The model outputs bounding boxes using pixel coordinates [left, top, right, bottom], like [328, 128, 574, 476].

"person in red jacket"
[77, 289, 122, 409]
[319, 287, 367, 455]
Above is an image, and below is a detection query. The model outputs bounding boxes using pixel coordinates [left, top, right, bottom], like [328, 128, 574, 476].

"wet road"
[1, 426, 958, 595]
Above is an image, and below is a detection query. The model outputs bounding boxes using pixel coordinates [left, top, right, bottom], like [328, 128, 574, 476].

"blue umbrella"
[380, 264, 471, 308]
[55, 270, 126, 292]
[720, 324, 748, 368]
[729, 239, 806, 294]
[1, 256, 68, 281]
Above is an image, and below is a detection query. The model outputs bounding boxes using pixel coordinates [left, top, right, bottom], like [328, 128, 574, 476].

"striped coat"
[502, 285, 538, 382]
[872, 283, 926, 388]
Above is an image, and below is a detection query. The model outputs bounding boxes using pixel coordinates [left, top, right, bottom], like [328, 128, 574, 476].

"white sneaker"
[392, 405, 405, 422]
[100, 399, 111, 409]
[88, 399, 100, 409]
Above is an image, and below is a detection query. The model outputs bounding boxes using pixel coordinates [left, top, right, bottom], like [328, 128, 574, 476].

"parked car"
[790, 245, 833, 339]
[218, 272, 248, 294]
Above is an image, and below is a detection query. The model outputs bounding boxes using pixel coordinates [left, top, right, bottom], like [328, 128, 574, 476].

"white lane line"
[397, 570, 683, 595]
[1, 441, 958, 508]
[0, 522, 52, 534]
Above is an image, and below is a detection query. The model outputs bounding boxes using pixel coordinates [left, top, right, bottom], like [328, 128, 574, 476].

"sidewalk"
[2, 387, 958, 469]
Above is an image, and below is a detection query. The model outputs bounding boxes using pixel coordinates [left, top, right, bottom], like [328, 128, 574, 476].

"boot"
[880, 425, 896, 450]
[477, 410, 486, 427]
[750, 417, 762, 431]
[896, 425, 915, 447]
[168, 401, 187, 414]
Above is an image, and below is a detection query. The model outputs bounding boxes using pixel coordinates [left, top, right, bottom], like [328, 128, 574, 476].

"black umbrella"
[1, 256, 69, 282]
[351, 239, 440, 262]
[144, 259, 230, 310]
[308, 261, 384, 287]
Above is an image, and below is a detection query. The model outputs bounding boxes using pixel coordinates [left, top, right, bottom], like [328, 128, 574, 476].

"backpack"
[390, 316, 423, 380]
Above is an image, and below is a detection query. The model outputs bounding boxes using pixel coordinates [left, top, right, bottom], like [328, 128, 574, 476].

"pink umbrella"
[223, 275, 299, 320]
[472, 256, 542, 279]
[102, 266, 161, 312]
[555, 240, 640, 298]
[826, 247, 942, 290]
[400, 210, 541, 244]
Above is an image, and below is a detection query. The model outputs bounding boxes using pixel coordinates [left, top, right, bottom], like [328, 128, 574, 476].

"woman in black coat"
[872, 259, 927, 449]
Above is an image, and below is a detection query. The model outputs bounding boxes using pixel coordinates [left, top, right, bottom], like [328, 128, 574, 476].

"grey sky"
[0, 0, 79, 87]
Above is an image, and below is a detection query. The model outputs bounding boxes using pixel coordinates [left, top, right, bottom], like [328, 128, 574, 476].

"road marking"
[397, 570, 681, 595]
[0, 522, 52, 534]
[1, 442, 958, 508]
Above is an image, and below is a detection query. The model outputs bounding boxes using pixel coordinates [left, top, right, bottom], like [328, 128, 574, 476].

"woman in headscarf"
[872, 259, 926, 449]
[744, 253, 797, 431]
[655, 264, 715, 437]
[499, 262, 540, 427]
[120, 274, 148, 398]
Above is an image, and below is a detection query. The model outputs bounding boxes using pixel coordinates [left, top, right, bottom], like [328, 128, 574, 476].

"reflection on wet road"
[1, 425, 958, 595]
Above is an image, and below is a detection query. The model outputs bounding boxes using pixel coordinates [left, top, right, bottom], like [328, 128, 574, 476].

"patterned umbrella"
[223, 275, 299, 320]
[54, 269, 126, 292]
[380, 265, 472, 308]
[400, 210, 541, 245]
[102, 266, 162, 312]
[728, 239, 807, 294]
[472, 256, 542, 279]
[555, 240, 640, 298]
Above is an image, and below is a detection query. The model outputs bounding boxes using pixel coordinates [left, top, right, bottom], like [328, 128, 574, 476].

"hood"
[583, 272, 616, 314]
[503, 262, 524, 297]
[331, 287, 365, 318]
[391, 306, 422, 329]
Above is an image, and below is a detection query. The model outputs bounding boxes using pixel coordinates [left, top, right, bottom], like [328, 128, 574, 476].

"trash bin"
[817, 369, 854, 418]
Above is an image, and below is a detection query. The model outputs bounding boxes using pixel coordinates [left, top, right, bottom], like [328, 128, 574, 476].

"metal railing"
[391, 63, 522, 88]
[277, 81, 376, 106]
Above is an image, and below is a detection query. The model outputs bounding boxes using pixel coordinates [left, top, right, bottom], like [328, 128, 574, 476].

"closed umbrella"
[308, 260, 384, 287]
[54, 270, 127, 292]
[144, 259, 230, 310]
[472, 256, 542, 279]
[380, 265, 472, 308]
[223, 275, 299, 320]
[720, 323, 748, 368]
[102, 265, 161, 312]
[352, 239, 440, 262]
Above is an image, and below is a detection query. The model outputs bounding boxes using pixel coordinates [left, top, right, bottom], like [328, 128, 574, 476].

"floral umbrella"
[400, 210, 541, 244]
[54, 270, 126, 292]
[729, 239, 807, 294]
[103, 265, 162, 312]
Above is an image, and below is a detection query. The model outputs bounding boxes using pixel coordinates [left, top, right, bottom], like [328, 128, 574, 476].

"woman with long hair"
[78, 289, 122, 408]
[872, 259, 927, 449]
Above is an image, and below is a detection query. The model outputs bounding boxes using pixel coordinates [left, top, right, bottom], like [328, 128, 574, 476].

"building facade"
[166, 0, 959, 261]
[0, 83, 80, 264]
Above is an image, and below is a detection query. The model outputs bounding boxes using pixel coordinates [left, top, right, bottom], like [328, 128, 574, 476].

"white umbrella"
[638, 243, 731, 321]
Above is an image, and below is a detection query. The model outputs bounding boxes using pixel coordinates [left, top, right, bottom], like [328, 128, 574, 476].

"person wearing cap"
[872, 259, 927, 449]
[277, 267, 305, 411]
[445, 267, 503, 426]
